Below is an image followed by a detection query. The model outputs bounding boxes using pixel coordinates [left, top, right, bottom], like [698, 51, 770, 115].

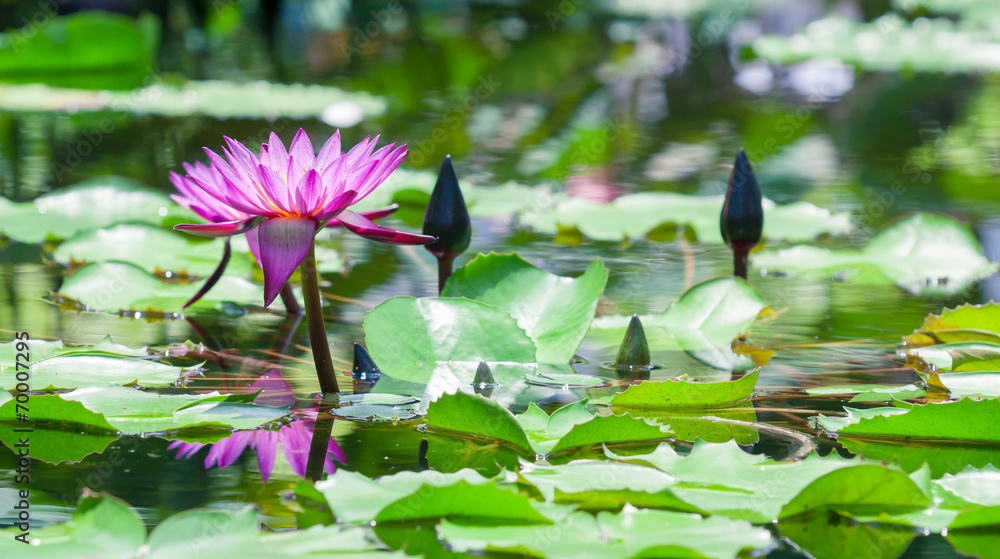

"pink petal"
[174, 217, 262, 237]
[288, 129, 316, 169]
[314, 189, 357, 222]
[267, 132, 291, 176]
[257, 216, 318, 307]
[336, 210, 437, 245]
[315, 130, 342, 172]
[354, 145, 408, 202]
[224, 136, 261, 181]
[296, 169, 323, 215]
[326, 204, 399, 227]
[245, 226, 263, 266]
[257, 163, 293, 213]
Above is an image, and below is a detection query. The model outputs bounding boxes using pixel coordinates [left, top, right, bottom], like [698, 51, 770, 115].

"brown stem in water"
[437, 254, 455, 294]
[733, 247, 749, 280]
[300, 244, 339, 394]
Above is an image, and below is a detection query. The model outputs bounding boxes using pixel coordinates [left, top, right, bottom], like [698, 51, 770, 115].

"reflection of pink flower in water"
[168, 370, 345, 482]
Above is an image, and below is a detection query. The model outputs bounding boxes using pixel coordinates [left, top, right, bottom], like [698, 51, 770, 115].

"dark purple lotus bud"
[720, 149, 763, 253]
[351, 342, 381, 381]
[423, 155, 472, 292]
[615, 314, 650, 369]
[423, 155, 471, 261]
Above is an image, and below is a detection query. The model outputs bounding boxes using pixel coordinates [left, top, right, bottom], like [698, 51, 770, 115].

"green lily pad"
[586, 277, 769, 357]
[437, 508, 771, 559]
[517, 192, 851, 244]
[57, 261, 266, 313]
[524, 371, 610, 388]
[363, 297, 537, 383]
[0, 354, 198, 390]
[0, 423, 117, 464]
[53, 223, 252, 278]
[645, 402, 760, 444]
[754, 213, 998, 296]
[904, 303, 1000, 347]
[147, 504, 400, 558]
[607, 370, 759, 409]
[442, 253, 608, 363]
[753, 15, 1000, 73]
[0, 336, 147, 369]
[0, 177, 194, 243]
[606, 440, 890, 523]
[906, 342, 1000, 372]
[936, 466, 1000, 507]
[803, 384, 926, 403]
[425, 390, 671, 457]
[516, 460, 704, 513]
[930, 371, 1000, 398]
[0, 386, 286, 435]
[818, 399, 1000, 443]
[0, 492, 145, 557]
[779, 465, 932, 518]
[300, 468, 540, 525]
[0, 80, 388, 120]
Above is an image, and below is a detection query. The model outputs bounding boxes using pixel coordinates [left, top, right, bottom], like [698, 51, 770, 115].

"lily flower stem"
[733, 247, 749, 280]
[300, 243, 340, 394]
[437, 255, 455, 294]
[279, 282, 304, 315]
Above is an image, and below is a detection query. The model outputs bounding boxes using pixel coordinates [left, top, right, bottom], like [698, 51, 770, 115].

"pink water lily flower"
[172, 129, 435, 306]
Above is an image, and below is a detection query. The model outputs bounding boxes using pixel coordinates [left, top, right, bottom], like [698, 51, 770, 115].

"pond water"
[1, 2, 999, 558]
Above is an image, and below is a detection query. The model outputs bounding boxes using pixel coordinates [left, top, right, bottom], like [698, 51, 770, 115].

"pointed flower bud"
[615, 314, 650, 369]
[352, 342, 381, 381]
[422, 155, 471, 261]
[720, 149, 763, 252]
[472, 360, 497, 397]
[472, 360, 497, 388]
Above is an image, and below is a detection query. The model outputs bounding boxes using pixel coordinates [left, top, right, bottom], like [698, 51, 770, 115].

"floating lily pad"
[607, 370, 759, 409]
[818, 399, 1000, 444]
[300, 468, 547, 525]
[0, 492, 145, 557]
[606, 440, 891, 523]
[907, 342, 1000, 372]
[0, 491, 402, 558]
[53, 223, 252, 278]
[442, 253, 609, 363]
[0, 386, 286, 435]
[516, 460, 703, 513]
[779, 465, 931, 518]
[0, 336, 147, 369]
[0, 80, 388, 120]
[437, 508, 771, 559]
[753, 15, 1000, 73]
[517, 192, 851, 244]
[57, 261, 266, 313]
[363, 297, 537, 383]
[0, 177, 194, 243]
[904, 303, 1000, 347]
[425, 391, 671, 457]
[754, 213, 998, 296]
[818, 399, 1000, 476]
[0, 354, 199, 390]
